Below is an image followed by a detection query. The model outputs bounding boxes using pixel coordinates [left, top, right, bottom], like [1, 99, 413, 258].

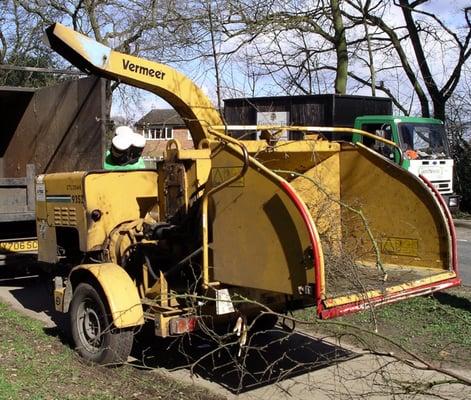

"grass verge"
[294, 287, 471, 369]
[0, 301, 224, 400]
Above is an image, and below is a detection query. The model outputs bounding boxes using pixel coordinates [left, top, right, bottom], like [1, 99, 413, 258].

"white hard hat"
[115, 126, 134, 136]
[131, 132, 146, 149]
[112, 132, 134, 151]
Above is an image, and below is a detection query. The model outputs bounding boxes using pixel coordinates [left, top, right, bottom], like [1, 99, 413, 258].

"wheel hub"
[77, 300, 104, 353]
[84, 307, 101, 342]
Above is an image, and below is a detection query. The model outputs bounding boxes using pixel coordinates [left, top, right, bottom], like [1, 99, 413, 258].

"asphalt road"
[456, 221, 471, 286]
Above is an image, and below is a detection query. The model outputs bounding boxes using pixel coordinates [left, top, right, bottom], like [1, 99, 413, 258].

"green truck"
[352, 115, 459, 211]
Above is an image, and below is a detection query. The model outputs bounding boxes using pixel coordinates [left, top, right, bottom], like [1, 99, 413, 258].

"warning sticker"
[210, 167, 245, 187]
[381, 237, 418, 257]
[216, 289, 235, 315]
[36, 175, 46, 202]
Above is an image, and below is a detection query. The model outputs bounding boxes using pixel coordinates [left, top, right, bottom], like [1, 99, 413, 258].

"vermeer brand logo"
[122, 59, 166, 80]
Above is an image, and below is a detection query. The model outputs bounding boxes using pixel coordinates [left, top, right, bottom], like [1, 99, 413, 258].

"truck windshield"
[398, 123, 449, 158]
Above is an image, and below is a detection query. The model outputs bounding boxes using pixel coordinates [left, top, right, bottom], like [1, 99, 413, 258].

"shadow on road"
[0, 272, 69, 337]
[0, 273, 357, 394]
[131, 323, 357, 394]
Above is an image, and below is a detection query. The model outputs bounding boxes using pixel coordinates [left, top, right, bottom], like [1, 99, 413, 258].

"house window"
[143, 127, 173, 140]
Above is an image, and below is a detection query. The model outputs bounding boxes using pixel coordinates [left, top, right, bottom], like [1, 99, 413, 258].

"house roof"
[136, 109, 186, 127]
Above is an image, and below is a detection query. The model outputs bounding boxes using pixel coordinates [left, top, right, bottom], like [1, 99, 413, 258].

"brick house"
[134, 109, 194, 159]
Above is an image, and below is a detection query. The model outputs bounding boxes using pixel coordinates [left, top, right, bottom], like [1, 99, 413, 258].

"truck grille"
[430, 180, 451, 193]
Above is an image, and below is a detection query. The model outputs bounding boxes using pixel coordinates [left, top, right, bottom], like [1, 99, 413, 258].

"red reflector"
[169, 317, 198, 335]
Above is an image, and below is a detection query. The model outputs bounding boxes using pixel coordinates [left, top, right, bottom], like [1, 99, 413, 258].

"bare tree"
[399, 0, 471, 120]
[345, 0, 471, 120]
[0, 0, 59, 87]
[445, 64, 471, 211]
[214, 0, 361, 95]
[8, 0, 193, 117]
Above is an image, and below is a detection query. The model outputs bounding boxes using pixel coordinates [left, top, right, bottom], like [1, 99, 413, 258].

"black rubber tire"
[69, 283, 133, 365]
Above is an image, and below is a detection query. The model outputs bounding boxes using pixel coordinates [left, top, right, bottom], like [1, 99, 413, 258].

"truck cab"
[353, 115, 460, 211]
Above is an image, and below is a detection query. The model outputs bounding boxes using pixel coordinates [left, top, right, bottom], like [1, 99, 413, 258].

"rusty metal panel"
[2, 77, 106, 177]
[0, 87, 35, 155]
[0, 87, 35, 176]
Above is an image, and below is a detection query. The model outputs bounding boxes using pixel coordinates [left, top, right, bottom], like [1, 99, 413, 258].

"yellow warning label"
[210, 167, 245, 187]
[381, 237, 418, 257]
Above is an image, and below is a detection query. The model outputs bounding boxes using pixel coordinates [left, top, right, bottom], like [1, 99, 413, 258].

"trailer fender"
[67, 263, 144, 328]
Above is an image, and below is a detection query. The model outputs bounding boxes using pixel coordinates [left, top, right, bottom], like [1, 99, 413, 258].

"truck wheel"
[70, 283, 133, 365]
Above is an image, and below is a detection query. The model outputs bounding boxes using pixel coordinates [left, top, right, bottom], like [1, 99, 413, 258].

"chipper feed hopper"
[39, 23, 459, 364]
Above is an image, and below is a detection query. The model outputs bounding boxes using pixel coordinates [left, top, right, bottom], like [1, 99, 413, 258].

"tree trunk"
[331, 0, 348, 94]
[433, 100, 446, 122]
[399, 0, 441, 102]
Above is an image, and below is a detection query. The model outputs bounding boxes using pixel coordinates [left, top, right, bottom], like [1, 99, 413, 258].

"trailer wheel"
[70, 283, 133, 365]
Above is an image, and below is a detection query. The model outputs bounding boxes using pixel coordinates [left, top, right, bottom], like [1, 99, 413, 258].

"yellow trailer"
[39, 23, 459, 364]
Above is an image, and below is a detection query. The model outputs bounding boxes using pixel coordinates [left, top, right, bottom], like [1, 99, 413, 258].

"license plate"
[0, 239, 38, 253]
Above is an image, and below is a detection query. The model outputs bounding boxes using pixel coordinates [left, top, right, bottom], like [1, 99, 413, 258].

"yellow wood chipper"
[37, 23, 460, 364]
